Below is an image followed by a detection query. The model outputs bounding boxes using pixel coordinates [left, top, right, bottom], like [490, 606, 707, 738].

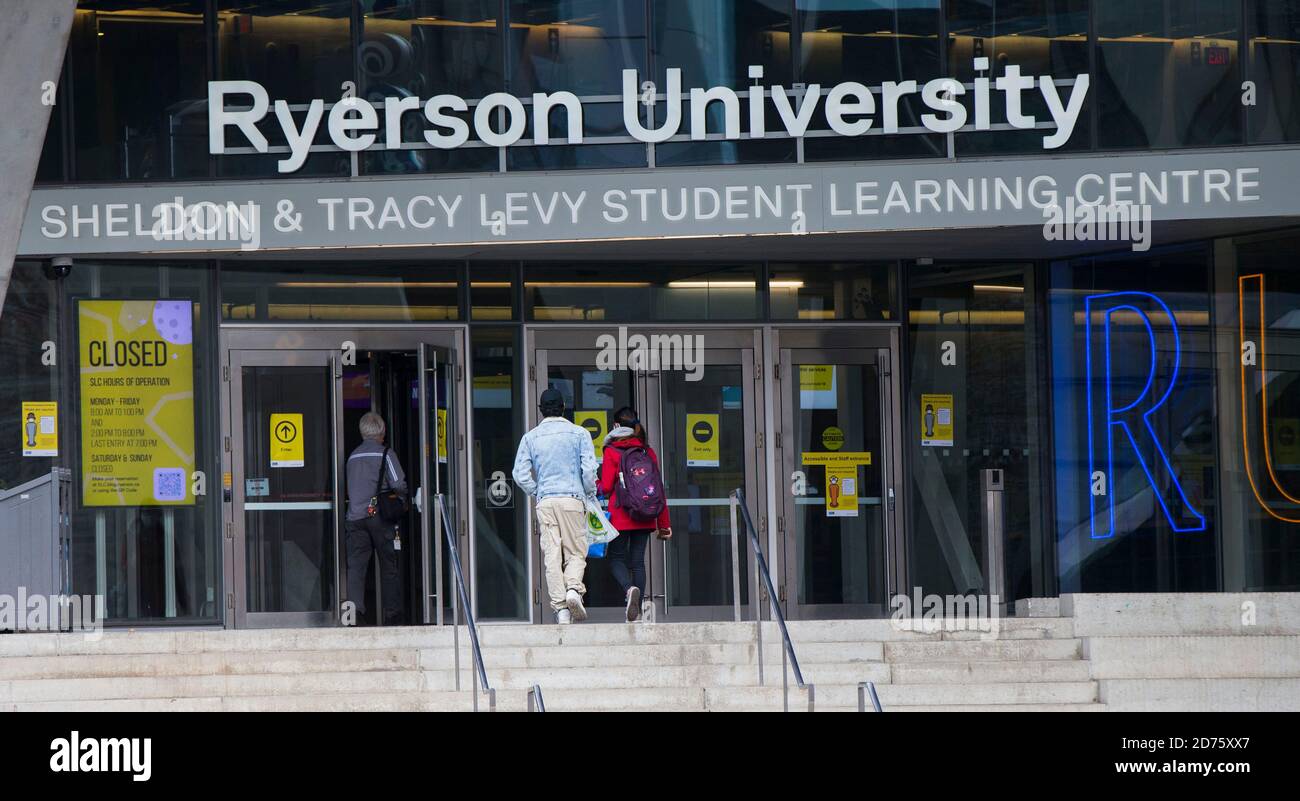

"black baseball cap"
[539, 388, 565, 410]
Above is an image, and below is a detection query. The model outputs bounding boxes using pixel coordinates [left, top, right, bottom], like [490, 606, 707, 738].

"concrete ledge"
[1061, 593, 1300, 637]
[1098, 678, 1300, 711]
[1085, 636, 1300, 679]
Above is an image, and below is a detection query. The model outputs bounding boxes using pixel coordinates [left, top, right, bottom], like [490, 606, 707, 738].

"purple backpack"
[617, 446, 666, 522]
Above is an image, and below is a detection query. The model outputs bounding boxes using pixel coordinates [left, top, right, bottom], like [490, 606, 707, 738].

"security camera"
[44, 256, 72, 280]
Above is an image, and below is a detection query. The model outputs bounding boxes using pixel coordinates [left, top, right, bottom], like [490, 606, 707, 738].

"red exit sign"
[1207, 46, 1230, 66]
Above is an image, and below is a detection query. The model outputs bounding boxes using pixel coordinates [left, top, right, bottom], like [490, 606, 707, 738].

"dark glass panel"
[70, 1, 208, 181]
[948, 0, 1092, 155]
[1095, 0, 1242, 149]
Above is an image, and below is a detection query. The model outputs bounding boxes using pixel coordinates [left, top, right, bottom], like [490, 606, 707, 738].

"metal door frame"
[226, 348, 341, 629]
[771, 327, 905, 620]
[523, 325, 765, 624]
[220, 325, 471, 629]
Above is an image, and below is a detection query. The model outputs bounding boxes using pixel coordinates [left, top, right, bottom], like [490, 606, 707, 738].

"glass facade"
[10, 0, 1300, 630]
[37, 0, 1300, 186]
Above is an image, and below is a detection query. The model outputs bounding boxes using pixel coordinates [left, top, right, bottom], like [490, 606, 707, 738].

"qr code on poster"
[153, 468, 186, 502]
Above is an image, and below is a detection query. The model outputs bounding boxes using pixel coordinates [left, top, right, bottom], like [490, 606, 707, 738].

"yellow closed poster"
[79, 300, 195, 506]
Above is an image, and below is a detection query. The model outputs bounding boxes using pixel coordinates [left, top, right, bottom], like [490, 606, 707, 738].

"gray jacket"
[346, 439, 407, 521]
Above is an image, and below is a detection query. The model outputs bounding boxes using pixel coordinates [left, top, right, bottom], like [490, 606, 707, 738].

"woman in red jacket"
[599, 406, 672, 622]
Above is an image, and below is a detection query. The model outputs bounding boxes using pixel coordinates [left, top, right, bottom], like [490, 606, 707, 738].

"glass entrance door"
[774, 329, 903, 619]
[527, 328, 762, 623]
[229, 349, 342, 628]
[224, 327, 468, 628]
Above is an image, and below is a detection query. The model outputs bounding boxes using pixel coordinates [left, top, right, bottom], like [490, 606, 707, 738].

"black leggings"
[607, 529, 652, 596]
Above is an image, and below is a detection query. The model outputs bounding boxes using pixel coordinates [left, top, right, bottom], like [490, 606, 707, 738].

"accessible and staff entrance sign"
[78, 300, 195, 506]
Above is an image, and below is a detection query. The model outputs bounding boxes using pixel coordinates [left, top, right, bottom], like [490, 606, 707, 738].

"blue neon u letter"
[1085, 292, 1206, 538]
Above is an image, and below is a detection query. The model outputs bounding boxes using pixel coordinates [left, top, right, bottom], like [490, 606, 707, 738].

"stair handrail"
[730, 488, 815, 712]
[527, 684, 547, 712]
[435, 492, 497, 712]
[858, 681, 884, 712]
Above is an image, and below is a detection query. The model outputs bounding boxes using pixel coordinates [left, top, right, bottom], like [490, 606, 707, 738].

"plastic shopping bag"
[585, 495, 620, 557]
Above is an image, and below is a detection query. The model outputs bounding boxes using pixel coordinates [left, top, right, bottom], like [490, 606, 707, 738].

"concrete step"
[0, 648, 419, 681]
[884, 638, 1081, 663]
[0, 617, 1078, 659]
[1, 670, 428, 704]
[478, 662, 891, 691]
[1085, 635, 1300, 679]
[705, 681, 1098, 710]
[1098, 678, 1300, 711]
[889, 659, 1092, 684]
[1064, 592, 1300, 637]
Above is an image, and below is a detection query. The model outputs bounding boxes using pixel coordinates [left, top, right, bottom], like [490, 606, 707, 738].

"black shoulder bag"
[373, 446, 407, 524]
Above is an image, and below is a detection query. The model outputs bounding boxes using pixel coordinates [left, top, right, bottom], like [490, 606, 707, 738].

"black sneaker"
[626, 586, 642, 622]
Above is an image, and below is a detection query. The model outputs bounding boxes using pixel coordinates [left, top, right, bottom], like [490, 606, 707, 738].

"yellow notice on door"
[21, 401, 58, 457]
[802, 451, 872, 467]
[437, 408, 448, 463]
[920, 393, 955, 447]
[270, 414, 304, 468]
[799, 365, 833, 391]
[686, 413, 719, 467]
[575, 411, 607, 457]
[825, 464, 858, 518]
[1273, 417, 1300, 466]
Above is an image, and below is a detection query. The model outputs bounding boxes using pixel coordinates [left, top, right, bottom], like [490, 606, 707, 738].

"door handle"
[414, 488, 424, 514]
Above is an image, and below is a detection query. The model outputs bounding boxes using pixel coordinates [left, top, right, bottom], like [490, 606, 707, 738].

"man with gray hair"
[345, 411, 407, 626]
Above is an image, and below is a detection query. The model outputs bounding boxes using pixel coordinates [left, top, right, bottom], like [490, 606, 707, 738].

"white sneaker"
[565, 589, 587, 621]
[555, 608, 572, 625]
[626, 587, 641, 622]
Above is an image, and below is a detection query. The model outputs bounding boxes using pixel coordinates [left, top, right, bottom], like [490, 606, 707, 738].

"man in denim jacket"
[513, 388, 599, 624]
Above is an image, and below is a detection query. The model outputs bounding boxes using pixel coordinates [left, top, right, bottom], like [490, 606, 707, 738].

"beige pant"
[536, 497, 588, 611]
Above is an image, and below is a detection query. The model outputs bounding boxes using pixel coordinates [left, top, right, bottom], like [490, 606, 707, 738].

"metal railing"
[729, 488, 814, 712]
[435, 493, 496, 712]
[858, 681, 884, 712]
[527, 684, 547, 712]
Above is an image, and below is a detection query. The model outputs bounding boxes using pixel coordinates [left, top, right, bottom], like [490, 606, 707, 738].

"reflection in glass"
[216, 1, 353, 177]
[1247, 1, 1300, 143]
[473, 328, 528, 619]
[1223, 232, 1300, 590]
[769, 262, 896, 320]
[70, 1, 208, 181]
[220, 262, 462, 322]
[1095, 0, 1242, 149]
[798, 0, 944, 161]
[659, 364, 749, 610]
[908, 266, 1046, 602]
[1050, 249, 1219, 592]
[948, 0, 1091, 154]
[361, 0, 502, 175]
[653, 0, 795, 166]
[506, 0, 647, 169]
[526, 264, 762, 321]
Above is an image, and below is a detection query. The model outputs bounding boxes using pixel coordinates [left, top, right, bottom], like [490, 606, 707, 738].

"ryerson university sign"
[208, 59, 1090, 171]
[20, 63, 1300, 254]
